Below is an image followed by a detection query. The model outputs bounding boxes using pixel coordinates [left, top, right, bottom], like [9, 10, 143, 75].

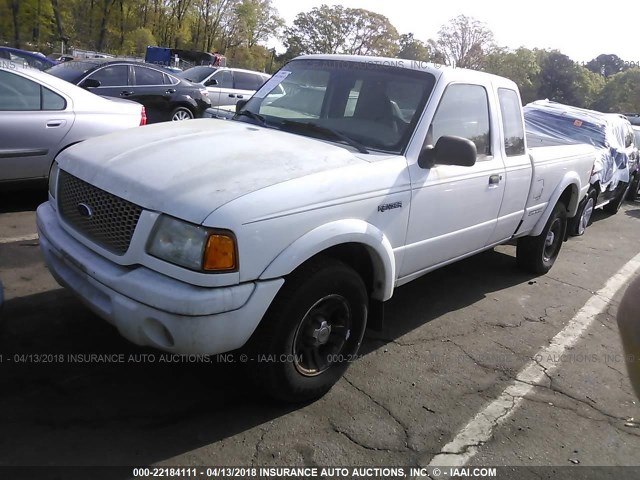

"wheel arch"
[259, 220, 396, 301]
[530, 176, 581, 237]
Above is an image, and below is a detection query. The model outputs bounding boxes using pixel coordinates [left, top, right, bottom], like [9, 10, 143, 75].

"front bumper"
[36, 201, 284, 354]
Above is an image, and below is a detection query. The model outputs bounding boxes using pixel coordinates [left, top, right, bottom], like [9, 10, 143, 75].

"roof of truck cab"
[296, 54, 519, 90]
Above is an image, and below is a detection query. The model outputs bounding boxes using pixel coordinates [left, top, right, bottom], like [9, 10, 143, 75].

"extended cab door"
[486, 87, 532, 244]
[0, 69, 73, 182]
[399, 82, 506, 279]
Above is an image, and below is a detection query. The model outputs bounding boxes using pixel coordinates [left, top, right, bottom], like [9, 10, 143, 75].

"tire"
[245, 257, 368, 403]
[603, 181, 630, 214]
[170, 106, 194, 121]
[517, 201, 567, 274]
[627, 174, 640, 201]
[568, 189, 596, 237]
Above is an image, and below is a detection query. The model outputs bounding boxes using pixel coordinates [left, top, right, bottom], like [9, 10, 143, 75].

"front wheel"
[170, 106, 194, 121]
[245, 257, 368, 403]
[517, 201, 567, 274]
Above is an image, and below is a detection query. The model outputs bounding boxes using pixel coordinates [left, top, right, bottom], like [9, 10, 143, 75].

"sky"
[268, 0, 639, 64]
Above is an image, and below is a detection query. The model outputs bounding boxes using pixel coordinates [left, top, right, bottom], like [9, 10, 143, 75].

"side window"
[134, 66, 165, 86]
[163, 73, 178, 85]
[87, 65, 129, 87]
[212, 70, 233, 88]
[234, 71, 258, 90]
[429, 84, 491, 157]
[0, 70, 40, 110]
[42, 87, 66, 110]
[497, 88, 525, 156]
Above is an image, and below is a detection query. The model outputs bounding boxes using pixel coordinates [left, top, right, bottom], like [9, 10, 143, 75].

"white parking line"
[427, 251, 640, 467]
[0, 233, 39, 244]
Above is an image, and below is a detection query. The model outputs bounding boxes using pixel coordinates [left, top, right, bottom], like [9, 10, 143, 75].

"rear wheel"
[171, 106, 194, 121]
[603, 181, 630, 214]
[627, 173, 640, 201]
[568, 189, 597, 236]
[517, 201, 567, 274]
[245, 257, 368, 403]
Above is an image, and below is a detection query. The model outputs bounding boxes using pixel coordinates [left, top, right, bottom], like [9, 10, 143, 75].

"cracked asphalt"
[1, 189, 640, 471]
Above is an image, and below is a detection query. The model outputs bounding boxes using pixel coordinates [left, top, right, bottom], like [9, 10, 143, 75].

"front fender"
[259, 219, 396, 301]
[530, 173, 583, 237]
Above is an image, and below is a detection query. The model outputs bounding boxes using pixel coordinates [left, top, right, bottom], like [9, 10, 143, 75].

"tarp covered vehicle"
[525, 100, 638, 235]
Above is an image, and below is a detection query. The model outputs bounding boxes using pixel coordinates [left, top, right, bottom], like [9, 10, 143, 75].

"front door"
[400, 83, 506, 278]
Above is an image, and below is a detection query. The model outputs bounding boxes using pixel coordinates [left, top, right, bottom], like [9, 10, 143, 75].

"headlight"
[48, 162, 59, 199]
[147, 216, 237, 272]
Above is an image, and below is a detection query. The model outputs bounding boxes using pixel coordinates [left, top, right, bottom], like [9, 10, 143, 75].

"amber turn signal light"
[203, 234, 237, 271]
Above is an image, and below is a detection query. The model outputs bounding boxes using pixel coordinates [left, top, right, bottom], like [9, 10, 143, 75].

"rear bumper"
[36, 201, 283, 354]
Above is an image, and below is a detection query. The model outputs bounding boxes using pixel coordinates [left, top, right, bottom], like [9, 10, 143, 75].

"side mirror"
[236, 99, 248, 113]
[205, 78, 218, 86]
[80, 78, 101, 89]
[418, 135, 477, 169]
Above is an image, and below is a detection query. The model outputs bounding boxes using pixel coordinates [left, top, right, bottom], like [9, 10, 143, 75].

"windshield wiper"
[235, 109, 267, 126]
[280, 120, 369, 154]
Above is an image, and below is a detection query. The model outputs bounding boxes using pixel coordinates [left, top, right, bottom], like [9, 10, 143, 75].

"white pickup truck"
[37, 55, 595, 402]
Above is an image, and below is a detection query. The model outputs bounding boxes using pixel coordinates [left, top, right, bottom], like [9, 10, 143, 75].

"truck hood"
[57, 119, 366, 224]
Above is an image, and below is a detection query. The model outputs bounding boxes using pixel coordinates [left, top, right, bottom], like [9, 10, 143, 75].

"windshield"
[47, 61, 95, 82]
[179, 66, 217, 83]
[634, 130, 640, 147]
[237, 59, 436, 154]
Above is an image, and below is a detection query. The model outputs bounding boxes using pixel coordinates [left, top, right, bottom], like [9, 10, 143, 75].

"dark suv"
[47, 59, 211, 123]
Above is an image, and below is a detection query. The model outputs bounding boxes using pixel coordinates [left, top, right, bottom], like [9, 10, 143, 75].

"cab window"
[428, 84, 491, 157]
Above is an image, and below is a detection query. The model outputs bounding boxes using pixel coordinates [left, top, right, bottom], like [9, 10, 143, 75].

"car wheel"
[627, 174, 640, 201]
[171, 107, 194, 121]
[603, 181, 630, 214]
[246, 257, 368, 403]
[568, 189, 597, 236]
[517, 201, 567, 274]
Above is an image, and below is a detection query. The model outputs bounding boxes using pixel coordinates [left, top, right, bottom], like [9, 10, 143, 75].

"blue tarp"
[524, 100, 630, 190]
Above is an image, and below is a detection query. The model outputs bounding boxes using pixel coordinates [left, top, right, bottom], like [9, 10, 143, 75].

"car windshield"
[47, 61, 95, 82]
[634, 129, 640, 147]
[179, 66, 217, 83]
[237, 59, 436, 154]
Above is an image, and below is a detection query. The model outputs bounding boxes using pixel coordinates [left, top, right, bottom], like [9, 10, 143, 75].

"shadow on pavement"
[0, 186, 48, 214]
[0, 247, 536, 467]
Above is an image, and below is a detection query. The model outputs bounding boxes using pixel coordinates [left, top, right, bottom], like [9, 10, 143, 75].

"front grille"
[57, 170, 142, 255]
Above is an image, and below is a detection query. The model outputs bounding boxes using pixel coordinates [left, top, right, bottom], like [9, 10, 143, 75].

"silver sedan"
[0, 66, 146, 185]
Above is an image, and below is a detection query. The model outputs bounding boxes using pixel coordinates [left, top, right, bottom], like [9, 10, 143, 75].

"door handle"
[165, 89, 176, 94]
[489, 174, 502, 186]
[120, 91, 134, 97]
[46, 120, 66, 128]
[228, 94, 236, 98]
[236, 95, 243, 99]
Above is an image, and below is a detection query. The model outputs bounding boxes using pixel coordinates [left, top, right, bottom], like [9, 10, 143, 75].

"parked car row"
[46, 59, 212, 123]
[0, 66, 146, 185]
[525, 100, 639, 236]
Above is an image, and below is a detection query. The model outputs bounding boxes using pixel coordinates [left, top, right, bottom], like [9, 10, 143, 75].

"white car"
[37, 55, 596, 402]
[0, 66, 146, 185]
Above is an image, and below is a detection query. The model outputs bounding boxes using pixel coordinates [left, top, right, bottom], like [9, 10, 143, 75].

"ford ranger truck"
[37, 55, 596, 402]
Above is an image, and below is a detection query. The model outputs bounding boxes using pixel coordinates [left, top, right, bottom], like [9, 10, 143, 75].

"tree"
[592, 69, 640, 112]
[482, 47, 541, 104]
[432, 14, 496, 69]
[585, 54, 626, 78]
[235, 0, 283, 49]
[285, 5, 399, 57]
[397, 33, 431, 61]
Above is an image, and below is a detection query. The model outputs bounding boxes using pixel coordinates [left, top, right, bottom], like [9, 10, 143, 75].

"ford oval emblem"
[77, 203, 93, 219]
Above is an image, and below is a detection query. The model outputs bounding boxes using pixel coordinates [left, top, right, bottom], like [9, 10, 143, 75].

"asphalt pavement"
[1, 189, 639, 476]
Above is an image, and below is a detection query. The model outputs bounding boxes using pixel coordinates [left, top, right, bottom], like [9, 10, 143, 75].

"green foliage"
[398, 33, 431, 61]
[284, 5, 399, 57]
[482, 47, 540, 104]
[592, 69, 640, 112]
[0, 4, 636, 112]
